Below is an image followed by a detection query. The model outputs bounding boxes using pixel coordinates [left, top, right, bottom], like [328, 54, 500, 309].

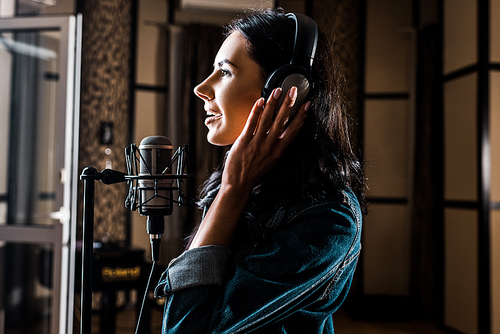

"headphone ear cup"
[262, 65, 311, 122]
[262, 65, 289, 101]
[279, 73, 310, 121]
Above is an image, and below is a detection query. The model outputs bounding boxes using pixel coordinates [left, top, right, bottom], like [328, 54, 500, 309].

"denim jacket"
[155, 187, 362, 333]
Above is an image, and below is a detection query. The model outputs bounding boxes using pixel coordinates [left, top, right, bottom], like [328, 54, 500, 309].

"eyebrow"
[215, 59, 237, 68]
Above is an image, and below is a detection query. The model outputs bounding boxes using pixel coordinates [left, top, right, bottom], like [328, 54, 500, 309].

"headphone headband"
[286, 13, 318, 70]
[261, 12, 319, 122]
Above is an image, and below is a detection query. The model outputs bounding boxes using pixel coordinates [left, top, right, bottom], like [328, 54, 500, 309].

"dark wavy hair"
[186, 9, 365, 251]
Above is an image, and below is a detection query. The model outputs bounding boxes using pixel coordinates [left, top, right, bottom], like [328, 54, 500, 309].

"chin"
[206, 134, 234, 147]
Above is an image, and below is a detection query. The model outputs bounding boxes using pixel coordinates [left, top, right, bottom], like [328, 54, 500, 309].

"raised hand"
[189, 86, 309, 249]
[222, 86, 310, 194]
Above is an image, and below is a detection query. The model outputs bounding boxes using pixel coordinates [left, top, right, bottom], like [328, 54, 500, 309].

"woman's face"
[194, 31, 264, 146]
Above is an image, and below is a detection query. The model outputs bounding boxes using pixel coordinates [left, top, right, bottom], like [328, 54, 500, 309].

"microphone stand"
[79, 167, 101, 334]
[79, 168, 130, 334]
[78, 144, 192, 334]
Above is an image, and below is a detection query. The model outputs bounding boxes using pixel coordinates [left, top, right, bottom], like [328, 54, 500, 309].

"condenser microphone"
[138, 136, 173, 261]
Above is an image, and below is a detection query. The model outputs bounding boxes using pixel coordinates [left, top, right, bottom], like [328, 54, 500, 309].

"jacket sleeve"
[155, 199, 361, 333]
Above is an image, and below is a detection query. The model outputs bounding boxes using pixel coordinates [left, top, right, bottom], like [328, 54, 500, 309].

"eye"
[220, 68, 232, 77]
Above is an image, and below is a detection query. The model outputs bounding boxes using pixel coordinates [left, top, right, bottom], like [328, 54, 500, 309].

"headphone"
[261, 13, 319, 121]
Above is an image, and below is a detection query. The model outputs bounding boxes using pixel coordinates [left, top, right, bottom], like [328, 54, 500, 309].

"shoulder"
[248, 187, 362, 260]
[266, 187, 362, 234]
[239, 188, 362, 280]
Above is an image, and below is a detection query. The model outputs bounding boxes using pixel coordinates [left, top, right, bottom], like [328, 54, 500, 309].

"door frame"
[0, 14, 82, 334]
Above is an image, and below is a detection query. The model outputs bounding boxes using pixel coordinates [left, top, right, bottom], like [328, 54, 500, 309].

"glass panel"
[492, 210, 500, 334]
[444, 208, 478, 334]
[444, 73, 477, 201]
[443, 0, 477, 74]
[134, 91, 165, 145]
[0, 14, 80, 334]
[0, 29, 62, 227]
[365, 0, 412, 93]
[491, 0, 500, 62]
[491, 72, 500, 202]
[136, 0, 167, 86]
[0, 31, 11, 226]
[0, 1, 15, 18]
[362, 203, 410, 295]
[364, 100, 409, 198]
[0, 241, 55, 334]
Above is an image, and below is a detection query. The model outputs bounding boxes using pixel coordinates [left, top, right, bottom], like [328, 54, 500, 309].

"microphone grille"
[138, 136, 173, 175]
[140, 135, 172, 146]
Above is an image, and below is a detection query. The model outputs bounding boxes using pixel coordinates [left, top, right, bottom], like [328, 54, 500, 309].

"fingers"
[278, 100, 310, 146]
[253, 88, 283, 138]
[271, 86, 298, 132]
[254, 86, 297, 138]
[242, 86, 308, 145]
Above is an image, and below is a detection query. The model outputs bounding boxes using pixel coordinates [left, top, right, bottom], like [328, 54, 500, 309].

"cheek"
[224, 85, 261, 123]
[231, 82, 261, 103]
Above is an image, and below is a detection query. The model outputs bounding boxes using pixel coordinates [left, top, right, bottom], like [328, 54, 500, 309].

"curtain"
[168, 24, 226, 238]
[410, 24, 443, 320]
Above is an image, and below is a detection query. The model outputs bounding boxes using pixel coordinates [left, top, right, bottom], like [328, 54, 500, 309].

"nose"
[193, 76, 214, 101]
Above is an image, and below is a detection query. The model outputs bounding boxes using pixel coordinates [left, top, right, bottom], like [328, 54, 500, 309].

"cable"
[135, 260, 156, 334]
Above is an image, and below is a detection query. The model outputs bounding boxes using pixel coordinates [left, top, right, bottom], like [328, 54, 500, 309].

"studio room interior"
[0, 0, 499, 333]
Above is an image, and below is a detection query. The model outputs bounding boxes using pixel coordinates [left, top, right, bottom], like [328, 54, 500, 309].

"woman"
[155, 9, 365, 333]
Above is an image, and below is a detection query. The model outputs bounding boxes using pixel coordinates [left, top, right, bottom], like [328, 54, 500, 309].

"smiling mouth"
[205, 109, 222, 118]
[205, 112, 222, 125]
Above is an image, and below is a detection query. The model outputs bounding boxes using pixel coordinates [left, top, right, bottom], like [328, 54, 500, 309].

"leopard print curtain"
[78, 0, 133, 245]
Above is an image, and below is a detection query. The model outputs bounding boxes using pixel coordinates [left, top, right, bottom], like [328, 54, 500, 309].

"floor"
[333, 309, 450, 334]
[90, 305, 451, 334]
